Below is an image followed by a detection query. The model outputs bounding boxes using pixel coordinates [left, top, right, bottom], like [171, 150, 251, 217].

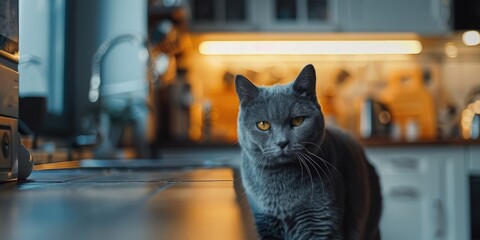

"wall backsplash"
[181, 34, 480, 143]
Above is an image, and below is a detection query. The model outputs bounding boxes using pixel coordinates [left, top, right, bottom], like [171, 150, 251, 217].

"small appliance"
[0, 0, 33, 181]
[359, 97, 392, 139]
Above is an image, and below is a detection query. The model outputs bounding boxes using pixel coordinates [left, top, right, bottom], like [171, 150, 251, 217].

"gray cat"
[235, 64, 382, 240]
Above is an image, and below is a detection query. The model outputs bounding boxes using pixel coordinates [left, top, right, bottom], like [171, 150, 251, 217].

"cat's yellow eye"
[256, 121, 271, 131]
[291, 116, 305, 127]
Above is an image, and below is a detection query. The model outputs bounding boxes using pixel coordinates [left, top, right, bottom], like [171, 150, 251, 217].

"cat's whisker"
[299, 146, 336, 186]
[299, 152, 327, 200]
[295, 154, 305, 182]
[237, 187, 248, 199]
[301, 141, 326, 157]
[234, 176, 242, 182]
[297, 156, 315, 202]
[308, 153, 343, 180]
[308, 154, 342, 190]
[301, 152, 336, 194]
[299, 152, 321, 179]
[319, 147, 325, 158]
[302, 146, 343, 179]
[301, 154, 325, 202]
[241, 152, 269, 197]
[239, 189, 250, 198]
[254, 152, 268, 178]
[250, 153, 262, 170]
[260, 152, 272, 174]
[298, 145, 333, 178]
[301, 141, 322, 150]
[260, 147, 277, 158]
[301, 152, 329, 180]
[295, 146, 330, 196]
[228, 141, 240, 147]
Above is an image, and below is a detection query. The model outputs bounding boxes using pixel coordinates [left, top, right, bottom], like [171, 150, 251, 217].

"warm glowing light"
[463, 108, 474, 119]
[462, 31, 480, 46]
[199, 40, 423, 55]
[461, 102, 480, 139]
[474, 100, 480, 114]
[444, 42, 458, 58]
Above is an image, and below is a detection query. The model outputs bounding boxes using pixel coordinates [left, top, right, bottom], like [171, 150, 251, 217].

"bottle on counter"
[381, 69, 437, 141]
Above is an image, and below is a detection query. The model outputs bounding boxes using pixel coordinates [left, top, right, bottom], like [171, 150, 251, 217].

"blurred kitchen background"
[9, 0, 480, 239]
[18, 0, 480, 149]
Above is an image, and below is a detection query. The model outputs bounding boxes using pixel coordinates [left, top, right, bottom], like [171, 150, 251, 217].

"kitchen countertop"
[360, 138, 480, 147]
[27, 138, 480, 166]
[4, 140, 477, 240]
[0, 158, 257, 240]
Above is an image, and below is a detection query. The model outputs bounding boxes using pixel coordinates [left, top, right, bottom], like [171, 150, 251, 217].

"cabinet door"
[366, 147, 458, 240]
[379, 175, 440, 240]
[262, 0, 339, 31]
[189, 0, 255, 31]
[468, 146, 480, 240]
[345, 0, 451, 34]
[470, 146, 480, 172]
[442, 148, 468, 240]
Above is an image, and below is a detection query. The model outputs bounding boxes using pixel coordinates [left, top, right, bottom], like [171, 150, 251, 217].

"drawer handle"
[434, 199, 446, 238]
[389, 157, 419, 171]
[388, 186, 419, 199]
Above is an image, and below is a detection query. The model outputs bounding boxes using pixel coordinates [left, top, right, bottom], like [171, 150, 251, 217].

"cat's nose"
[276, 140, 289, 149]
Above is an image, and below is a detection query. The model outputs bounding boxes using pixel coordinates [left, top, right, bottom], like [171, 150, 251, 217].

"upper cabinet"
[188, 0, 339, 32]
[260, 0, 339, 31]
[188, 0, 451, 34]
[343, 0, 452, 34]
[188, 0, 254, 31]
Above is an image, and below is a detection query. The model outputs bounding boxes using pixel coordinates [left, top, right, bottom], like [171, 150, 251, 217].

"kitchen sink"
[34, 148, 242, 170]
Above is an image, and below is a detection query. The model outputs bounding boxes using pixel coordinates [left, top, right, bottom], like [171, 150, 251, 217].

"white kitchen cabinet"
[344, 0, 452, 34]
[189, 0, 451, 34]
[189, 0, 339, 32]
[258, 0, 339, 32]
[365, 146, 467, 240]
[469, 145, 480, 240]
[468, 145, 480, 172]
[188, 0, 256, 31]
[442, 147, 468, 240]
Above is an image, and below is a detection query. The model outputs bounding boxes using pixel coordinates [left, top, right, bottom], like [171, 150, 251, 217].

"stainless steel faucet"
[89, 32, 158, 102]
[88, 32, 157, 158]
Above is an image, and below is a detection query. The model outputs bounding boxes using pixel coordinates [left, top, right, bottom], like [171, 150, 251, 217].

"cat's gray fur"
[235, 64, 382, 240]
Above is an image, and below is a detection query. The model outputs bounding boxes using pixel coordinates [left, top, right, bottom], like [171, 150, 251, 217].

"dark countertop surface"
[0, 157, 257, 240]
[360, 138, 480, 147]
[29, 139, 480, 165]
[7, 139, 477, 240]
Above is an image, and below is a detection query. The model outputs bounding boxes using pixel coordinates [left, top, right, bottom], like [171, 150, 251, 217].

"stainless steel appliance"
[359, 97, 392, 139]
[0, 0, 33, 181]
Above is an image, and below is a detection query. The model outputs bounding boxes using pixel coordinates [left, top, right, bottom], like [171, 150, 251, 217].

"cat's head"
[235, 64, 325, 166]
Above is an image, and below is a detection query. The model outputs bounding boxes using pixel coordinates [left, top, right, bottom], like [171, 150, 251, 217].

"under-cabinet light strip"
[199, 40, 422, 55]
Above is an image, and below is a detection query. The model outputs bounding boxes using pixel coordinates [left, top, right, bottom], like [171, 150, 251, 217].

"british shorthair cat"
[235, 64, 382, 240]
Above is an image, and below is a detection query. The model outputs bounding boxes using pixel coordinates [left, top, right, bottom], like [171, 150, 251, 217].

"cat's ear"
[293, 64, 316, 99]
[235, 75, 259, 103]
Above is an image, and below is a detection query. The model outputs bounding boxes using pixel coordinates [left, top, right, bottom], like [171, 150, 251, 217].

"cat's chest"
[244, 167, 318, 215]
